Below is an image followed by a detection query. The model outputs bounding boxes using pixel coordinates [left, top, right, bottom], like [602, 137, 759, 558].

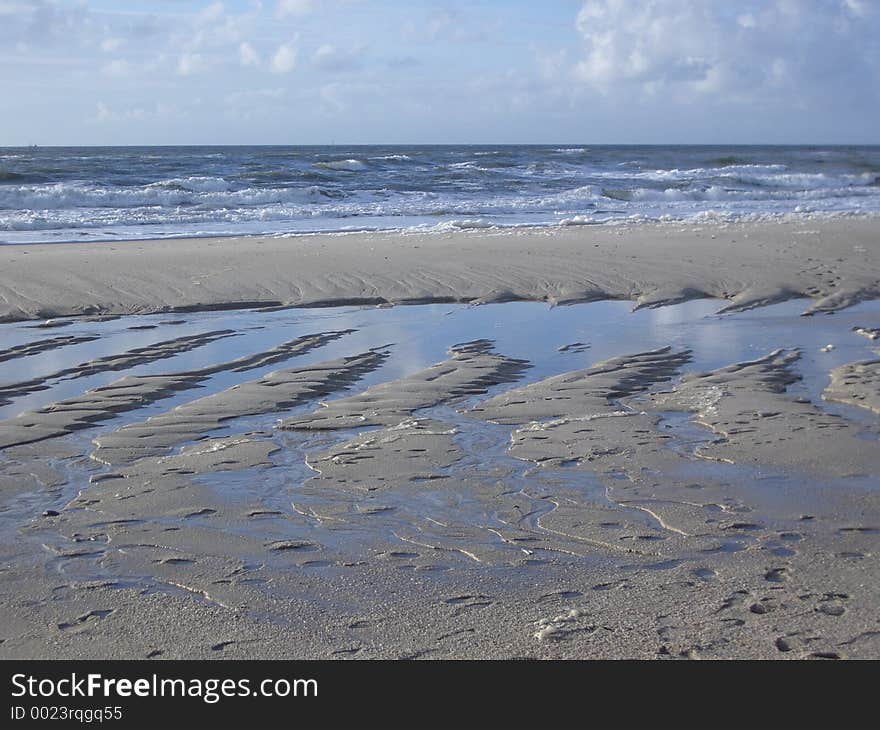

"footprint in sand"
[764, 567, 789, 583]
[815, 593, 848, 617]
[749, 598, 778, 615]
[331, 646, 362, 656]
[444, 595, 494, 615]
[717, 590, 750, 613]
[57, 609, 114, 631]
[538, 589, 584, 603]
[775, 632, 842, 658]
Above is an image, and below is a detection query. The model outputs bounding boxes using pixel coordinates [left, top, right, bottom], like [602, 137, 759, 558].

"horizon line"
[4, 141, 880, 148]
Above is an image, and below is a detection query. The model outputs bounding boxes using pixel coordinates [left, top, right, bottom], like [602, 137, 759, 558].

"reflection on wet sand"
[0, 298, 878, 659]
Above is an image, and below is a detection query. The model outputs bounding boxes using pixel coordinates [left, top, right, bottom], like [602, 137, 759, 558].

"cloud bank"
[573, 0, 880, 107]
[0, 0, 877, 144]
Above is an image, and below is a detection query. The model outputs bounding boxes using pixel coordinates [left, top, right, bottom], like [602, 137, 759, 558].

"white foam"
[559, 215, 596, 226]
[0, 181, 346, 213]
[435, 218, 496, 231]
[151, 176, 233, 193]
[314, 159, 368, 171]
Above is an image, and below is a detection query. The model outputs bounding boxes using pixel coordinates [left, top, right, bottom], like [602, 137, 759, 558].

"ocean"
[1, 144, 879, 244]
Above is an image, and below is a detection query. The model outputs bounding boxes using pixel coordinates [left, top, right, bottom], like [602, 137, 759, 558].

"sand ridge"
[647, 349, 879, 477]
[0, 329, 236, 406]
[824, 359, 880, 415]
[0, 330, 352, 449]
[92, 348, 390, 465]
[0, 334, 101, 364]
[281, 339, 529, 431]
[470, 346, 691, 424]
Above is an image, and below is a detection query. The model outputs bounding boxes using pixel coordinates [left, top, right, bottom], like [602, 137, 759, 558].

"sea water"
[1, 144, 879, 243]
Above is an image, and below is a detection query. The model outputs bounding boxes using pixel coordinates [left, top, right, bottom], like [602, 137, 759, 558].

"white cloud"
[319, 82, 347, 113]
[239, 41, 259, 66]
[573, 0, 880, 104]
[312, 43, 365, 72]
[277, 0, 313, 18]
[92, 100, 182, 124]
[844, 0, 870, 17]
[402, 7, 489, 44]
[173, 0, 262, 65]
[101, 58, 132, 77]
[427, 9, 456, 38]
[225, 87, 286, 105]
[535, 47, 568, 82]
[177, 52, 205, 76]
[1, 0, 96, 46]
[200, 2, 226, 24]
[271, 41, 298, 73]
[100, 37, 124, 53]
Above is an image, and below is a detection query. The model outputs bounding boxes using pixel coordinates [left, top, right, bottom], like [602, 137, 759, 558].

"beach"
[1, 217, 879, 322]
[0, 217, 878, 659]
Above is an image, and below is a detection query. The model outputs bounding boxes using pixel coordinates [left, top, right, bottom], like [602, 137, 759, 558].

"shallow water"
[2, 297, 878, 425]
[1, 297, 878, 595]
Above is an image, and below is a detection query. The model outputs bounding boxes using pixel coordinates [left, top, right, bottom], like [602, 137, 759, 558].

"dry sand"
[0, 219, 878, 660]
[0, 218, 878, 322]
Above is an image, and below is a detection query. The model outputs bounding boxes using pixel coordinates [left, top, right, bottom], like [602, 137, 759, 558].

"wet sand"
[0, 221, 878, 660]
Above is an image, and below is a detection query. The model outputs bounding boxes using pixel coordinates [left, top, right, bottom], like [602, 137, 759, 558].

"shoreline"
[1, 217, 878, 323]
[4, 210, 878, 248]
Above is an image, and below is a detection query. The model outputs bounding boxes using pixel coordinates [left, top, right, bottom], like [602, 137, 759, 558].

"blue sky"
[1, 0, 878, 145]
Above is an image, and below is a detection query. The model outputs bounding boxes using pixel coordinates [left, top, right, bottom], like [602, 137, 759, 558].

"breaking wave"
[313, 159, 368, 172]
[1, 144, 879, 242]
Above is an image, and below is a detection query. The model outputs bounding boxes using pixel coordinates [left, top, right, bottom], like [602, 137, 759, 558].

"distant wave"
[369, 154, 413, 162]
[314, 159, 368, 171]
[603, 184, 880, 203]
[0, 180, 350, 211]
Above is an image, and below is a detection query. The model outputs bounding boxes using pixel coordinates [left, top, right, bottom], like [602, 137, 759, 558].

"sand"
[0, 218, 878, 660]
[0, 218, 878, 323]
[0, 331, 352, 449]
[825, 359, 880, 414]
[92, 348, 388, 465]
[281, 339, 529, 430]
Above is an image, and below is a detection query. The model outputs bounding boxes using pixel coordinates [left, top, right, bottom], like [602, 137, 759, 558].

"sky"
[1, 0, 879, 146]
